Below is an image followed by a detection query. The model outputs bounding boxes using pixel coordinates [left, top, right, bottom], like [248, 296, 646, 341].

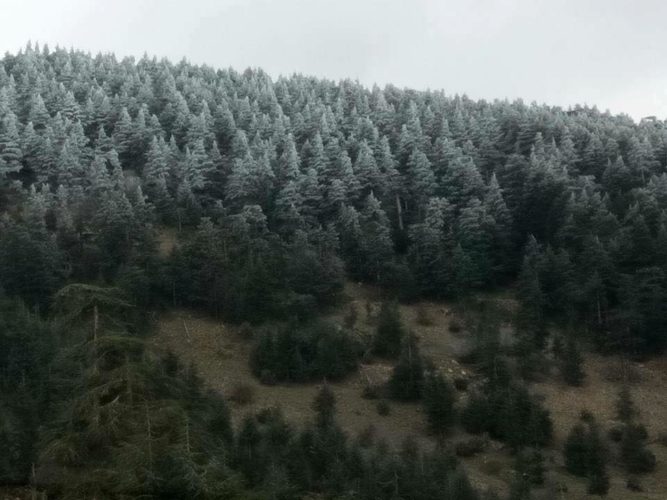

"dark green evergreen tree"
[373, 301, 406, 358]
[389, 335, 425, 401]
[561, 336, 585, 386]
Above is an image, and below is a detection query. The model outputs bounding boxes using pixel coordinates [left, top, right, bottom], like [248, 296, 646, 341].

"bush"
[259, 369, 277, 386]
[361, 383, 382, 400]
[616, 386, 637, 423]
[343, 304, 358, 329]
[238, 322, 253, 340]
[453, 377, 469, 391]
[587, 471, 610, 496]
[448, 320, 462, 333]
[621, 424, 656, 474]
[518, 350, 547, 382]
[626, 477, 643, 492]
[357, 424, 376, 448]
[657, 432, 667, 447]
[627, 448, 656, 474]
[415, 305, 433, 326]
[461, 393, 492, 435]
[365, 300, 374, 323]
[255, 406, 284, 425]
[515, 448, 545, 486]
[228, 383, 255, 405]
[551, 335, 564, 358]
[608, 425, 624, 443]
[455, 437, 487, 457]
[478, 459, 503, 477]
[376, 400, 391, 416]
[251, 320, 361, 383]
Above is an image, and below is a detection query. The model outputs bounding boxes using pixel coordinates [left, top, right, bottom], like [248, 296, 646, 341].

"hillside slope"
[153, 284, 667, 499]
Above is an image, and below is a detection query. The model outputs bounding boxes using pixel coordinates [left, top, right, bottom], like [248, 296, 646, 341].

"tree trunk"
[145, 403, 153, 473]
[93, 304, 99, 341]
[395, 193, 404, 231]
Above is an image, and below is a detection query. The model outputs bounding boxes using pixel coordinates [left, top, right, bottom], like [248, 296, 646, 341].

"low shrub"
[259, 369, 277, 386]
[448, 320, 462, 333]
[478, 459, 503, 477]
[343, 304, 358, 329]
[455, 437, 487, 457]
[228, 382, 255, 405]
[453, 377, 469, 391]
[608, 425, 624, 443]
[361, 383, 382, 400]
[357, 424, 376, 448]
[238, 322, 253, 340]
[626, 477, 643, 492]
[376, 400, 391, 416]
[415, 305, 433, 326]
[657, 432, 667, 447]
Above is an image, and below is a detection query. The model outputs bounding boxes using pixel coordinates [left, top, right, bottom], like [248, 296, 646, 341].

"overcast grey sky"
[1, 0, 666, 120]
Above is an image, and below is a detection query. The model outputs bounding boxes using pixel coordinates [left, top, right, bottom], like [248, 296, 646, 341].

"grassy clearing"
[153, 282, 667, 499]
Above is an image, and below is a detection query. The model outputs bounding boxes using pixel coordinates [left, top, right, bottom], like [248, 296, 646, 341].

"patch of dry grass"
[152, 308, 429, 446]
[155, 226, 179, 257]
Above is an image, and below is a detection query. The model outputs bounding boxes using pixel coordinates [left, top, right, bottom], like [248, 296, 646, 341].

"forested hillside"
[1, 43, 667, 499]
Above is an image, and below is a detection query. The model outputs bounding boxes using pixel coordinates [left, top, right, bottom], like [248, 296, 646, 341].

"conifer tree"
[564, 423, 589, 476]
[298, 167, 322, 220]
[28, 93, 50, 130]
[407, 147, 436, 207]
[0, 113, 23, 176]
[616, 385, 636, 423]
[313, 382, 337, 429]
[516, 236, 545, 334]
[355, 139, 383, 196]
[441, 155, 485, 207]
[20, 121, 43, 180]
[561, 336, 585, 386]
[143, 136, 169, 193]
[373, 301, 406, 358]
[620, 423, 656, 474]
[484, 173, 513, 276]
[113, 106, 134, 161]
[422, 369, 456, 434]
[457, 198, 493, 287]
[408, 196, 453, 296]
[389, 335, 424, 401]
[564, 415, 609, 494]
[278, 132, 301, 183]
